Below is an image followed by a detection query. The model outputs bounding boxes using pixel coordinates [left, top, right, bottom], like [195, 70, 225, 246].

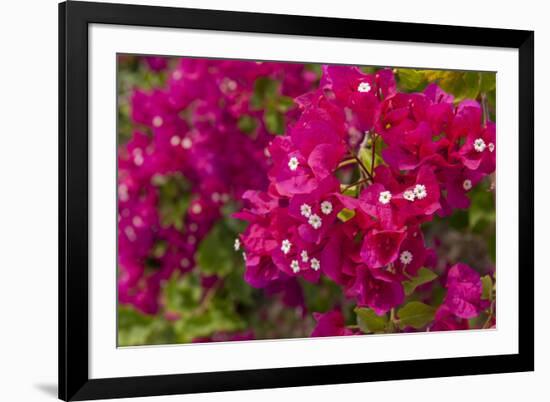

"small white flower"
[172, 70, 182, 80]
[234, 238, 241, 251]
[180, 258, 190, 268]
[170, 135, 181, 146]
[399, 250, 413, 265]
[181, 138, 193, 149]
[290, 260, 300, 273]
[488, 142, 495, 153]
[463, 179, 472, 191]
[300, 203, 312, 218]
[474, 138, 486, 152]
[152, 116, 163, 128]
[211, 192, 221, 203]
[403, 190, 416, 202]
[124, 226, 136, 242]
[132, 216, 143, 227]
[118, 184, 129, 202]
[310, 258, 321, 271]
[133, 154, 144, 166]
[191, 203, 202, 215]
[281, 239, 292, 254]
[357, 82, 371, 93]
[225, 79, 237, 91]
[300, 250, 309, 263]
[320, 201, 333, 215]
[242, 252, 247, 261]
[308, 214, 322, 229]
[413, 184, 427, 200]
[379, 191, 392, 205]
[288, 156, 299, 171]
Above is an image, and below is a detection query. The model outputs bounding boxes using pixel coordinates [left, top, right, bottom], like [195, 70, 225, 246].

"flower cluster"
[118, 57, 316, 314]
[237, 65, 496, 332]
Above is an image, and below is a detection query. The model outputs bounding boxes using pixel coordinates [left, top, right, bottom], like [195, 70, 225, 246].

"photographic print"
[116, 55, 497, 346]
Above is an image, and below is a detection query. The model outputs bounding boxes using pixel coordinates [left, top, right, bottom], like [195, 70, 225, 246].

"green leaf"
[156, 173, 192, 230]
[276, 96, 295, 113]
[337, 208, 356, 223]
[264, 108, 285, 135]
[355, 307, 388, 333]
[481, 275, 493, 301]
[196, 222, 236, 276]
[237, 115, 258, 135]
[340, 183, 359, 197]
[397, 69, 428, 92]
[397, 301, 436, 329]
[402, 267, 438, 296]
[251, 77, 279, 109]
[480, 72, 496, 93]
[164, 273, 201, 312]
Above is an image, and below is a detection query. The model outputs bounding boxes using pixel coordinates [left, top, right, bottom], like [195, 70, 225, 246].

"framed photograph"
[59, 1, 534, 400]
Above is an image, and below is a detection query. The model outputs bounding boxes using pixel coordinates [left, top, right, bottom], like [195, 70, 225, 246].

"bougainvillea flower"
[430, 304, 469, 331]
[347, 266, 405, 315]
[443, 263, 489, 319]
[360, 227, 407, 269]
[311, 310, 356, 337]
[458, 121, 496, 173]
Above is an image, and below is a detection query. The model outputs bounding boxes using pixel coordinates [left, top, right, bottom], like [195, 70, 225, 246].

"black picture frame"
[59, 1, 534, 400]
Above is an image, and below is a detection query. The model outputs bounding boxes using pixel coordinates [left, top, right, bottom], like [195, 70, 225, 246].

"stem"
[482, 301, 495, 329]
[386, 308, 398, 333]
[481, 93, 489, 126]
[343, 178, 370, 192]
[371, 134, 377, 175]
[353, 155, 374, 181]
[335, 158, 357, 170]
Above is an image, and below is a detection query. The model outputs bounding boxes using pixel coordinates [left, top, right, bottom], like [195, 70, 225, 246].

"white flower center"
[152, 116, 163, 128]
[288, 157, 299, 171]
[234, 238, 241, 251]
[463, 179, 472, 191]
[488, 142, 495, 153]
[290, 260, 300, 273]
[181, 138, 193, 149]
[357, 82, 371, 93]
[474, 138, 486, 152]
[180, 258, 190, 268]
[300, 203, 312, 218]
[379, 191, 392, 204]
[413, 184, 427, 200]
[187, 235, 196, 245]
[170, 135, 181, 146]
[308, 214, 322, 229]
[172, 70, 183, 80]
[310, 258, 321, 271]
[281, 239, 292, 254]
[301, 250, 309, 263]
[189, 223, 198, 232]
[403, 190, 415, 202]
[320, 201, 333, 215]
[399, 250, 413, 265]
